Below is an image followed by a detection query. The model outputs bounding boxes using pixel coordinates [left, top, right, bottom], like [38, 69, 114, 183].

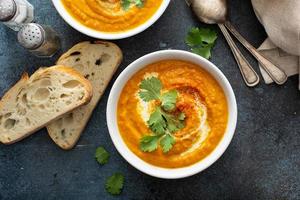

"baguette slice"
[47, 41, 123, 150]
[0, 65, 93, 144]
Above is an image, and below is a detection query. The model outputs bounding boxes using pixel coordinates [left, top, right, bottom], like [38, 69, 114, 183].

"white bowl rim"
[107, 50, 238, 179]
[51, 0, 171, 40]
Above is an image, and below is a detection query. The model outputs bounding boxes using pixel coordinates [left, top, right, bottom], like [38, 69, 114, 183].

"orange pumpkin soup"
[61, 0, 163, 33]
[117, 60, 228, 168]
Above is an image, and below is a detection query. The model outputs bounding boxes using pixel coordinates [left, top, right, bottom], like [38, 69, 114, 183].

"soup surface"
[117, 60, 228, 168]
[61, 0, 163, 33]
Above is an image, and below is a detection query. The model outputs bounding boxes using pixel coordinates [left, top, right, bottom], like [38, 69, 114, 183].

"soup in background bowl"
[61, 0, 163, 33]
[52, 0, 170, 39]
[107, 50, 237, 179]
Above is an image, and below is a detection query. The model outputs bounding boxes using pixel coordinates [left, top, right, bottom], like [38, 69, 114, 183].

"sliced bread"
[0, 65, 93, 144]
[47, 41, 123, 150]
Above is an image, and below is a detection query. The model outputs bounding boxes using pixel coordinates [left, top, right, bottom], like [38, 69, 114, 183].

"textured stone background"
[0, 0, 299, 200]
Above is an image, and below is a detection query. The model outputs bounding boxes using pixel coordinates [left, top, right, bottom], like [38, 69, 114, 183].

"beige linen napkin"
[251, 0, 300, 89]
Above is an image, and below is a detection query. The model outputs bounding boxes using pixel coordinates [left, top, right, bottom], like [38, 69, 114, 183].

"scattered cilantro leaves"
[105, 173, 124, 195]
[138, 76, 186, 153]
[95, 146, 110, 165]
[121, 0, 144, 11]
[94, 148, 124, 196]
[185, 27, 218, 59]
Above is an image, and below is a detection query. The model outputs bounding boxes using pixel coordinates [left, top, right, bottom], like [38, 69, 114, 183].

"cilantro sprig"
[121, 0, 144, 11]
[185, 27, 218, 59]
[138, 76, 186, 153]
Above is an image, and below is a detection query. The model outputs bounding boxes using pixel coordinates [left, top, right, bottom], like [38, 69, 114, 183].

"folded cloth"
[251, 0, 300, 89]
[257, 39, 300, 89]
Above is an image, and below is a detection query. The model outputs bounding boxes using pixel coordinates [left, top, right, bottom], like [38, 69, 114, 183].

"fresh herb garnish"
[140, 135, 159, 152]
[138, 76, 186, 153]
[161, 89, 178, 111]
[160, 134, 176, 153]
[185, 27, 218, 59]
[105, 173, 125, 195]
[95, 146, 110, 165]
[121, 0, 144, 11]
[139, 76, 162, 101]
[147, 107, 166, 135]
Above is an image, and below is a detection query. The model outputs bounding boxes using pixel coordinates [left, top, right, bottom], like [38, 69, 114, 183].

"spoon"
[224, 21, 287, 84]
[186, 0, 288, 85]
[186, 0, 259, 87]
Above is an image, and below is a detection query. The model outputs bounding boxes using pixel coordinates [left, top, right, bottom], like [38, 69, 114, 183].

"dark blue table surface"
[0, 0, 299, 199]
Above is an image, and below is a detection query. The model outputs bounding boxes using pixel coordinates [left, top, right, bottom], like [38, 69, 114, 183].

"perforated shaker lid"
[0, 0, 16, 22]
[17, 23, 45, 50]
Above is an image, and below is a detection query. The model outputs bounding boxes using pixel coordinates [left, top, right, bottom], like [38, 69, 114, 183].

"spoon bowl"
[187, 0, 227, 24]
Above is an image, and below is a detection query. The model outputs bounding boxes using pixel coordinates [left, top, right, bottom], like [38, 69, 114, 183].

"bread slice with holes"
[0, 65, 93, 144]
[47, 41, 123, 150]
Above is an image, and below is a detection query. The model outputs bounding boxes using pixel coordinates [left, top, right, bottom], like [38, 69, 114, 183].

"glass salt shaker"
[17, 23, 61, 57]
[0, 0, 34, 31]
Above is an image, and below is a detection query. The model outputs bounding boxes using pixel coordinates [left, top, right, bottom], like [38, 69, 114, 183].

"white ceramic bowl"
[52, 0, 170, 40]
[107, 50, 237, 179]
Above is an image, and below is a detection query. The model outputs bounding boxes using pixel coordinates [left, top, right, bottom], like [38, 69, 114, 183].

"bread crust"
[0, 73, 29, 106]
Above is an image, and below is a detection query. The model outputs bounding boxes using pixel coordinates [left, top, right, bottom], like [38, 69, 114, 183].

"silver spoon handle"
[224, 21, 288, 85]
[218, 24, 260, 87]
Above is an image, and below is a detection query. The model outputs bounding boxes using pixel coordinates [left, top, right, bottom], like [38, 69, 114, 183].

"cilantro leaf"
[178, 112, 186, 121]
[161, 90, 178, 111]
[121, 0, 131, 10]
[95, 146, 110, 165]
[186, 27, 203, 46]
[140, 135, 159, 152]
[139, 76, 162, 102]
[147, 107, 166, 135]
[197, 28, 218, 44]
[105, 173, 124, 195]
[185, 27, 218, 59]
[191, 45, 213, 60]
[121, 0, 144, 10]
[160, 134, 175, 153]
[135, 0, 144, 7]
[161, 111, 185, 133]
[186, 27, 217, 46]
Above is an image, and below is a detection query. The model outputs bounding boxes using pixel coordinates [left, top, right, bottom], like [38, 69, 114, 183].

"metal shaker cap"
[18, 23, 45, 50]
[0, 0, 16, 22]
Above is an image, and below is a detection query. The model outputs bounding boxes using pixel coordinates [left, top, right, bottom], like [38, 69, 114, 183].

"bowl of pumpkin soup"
[52, 0, 170, 39]
[107, 50, 237, 179]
